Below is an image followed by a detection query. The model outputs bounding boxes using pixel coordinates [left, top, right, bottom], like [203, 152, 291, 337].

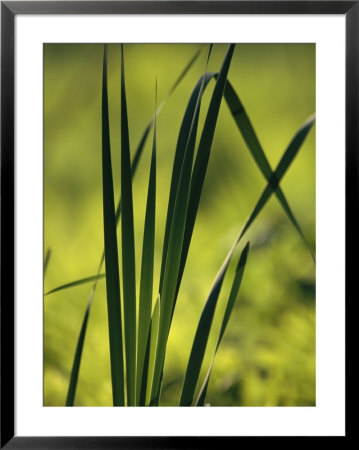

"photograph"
[43, 42, 315, 407]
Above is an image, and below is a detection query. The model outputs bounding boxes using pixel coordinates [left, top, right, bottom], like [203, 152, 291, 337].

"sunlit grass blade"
[45, 274, 105, 296]
[64, 48, 201, 408]
[178, 238, 246, 407]
[151, 46, 214, 404]
[101, 44, 125, 406]
[175, 45, 235, 297]
[120, 44, 137, 406]
[196, 242, 250, 406]
[44, 248, 51, 275]
[222, 80, 315, 260]
[136, 81, 157, 405]
[146, 295, 160, 406]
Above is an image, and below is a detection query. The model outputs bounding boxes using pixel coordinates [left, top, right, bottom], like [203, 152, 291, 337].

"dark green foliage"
[47, 44, 315, 407]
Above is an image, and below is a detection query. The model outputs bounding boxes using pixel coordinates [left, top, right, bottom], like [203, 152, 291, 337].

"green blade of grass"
[239, 114, 315, 241]
[152, 45, 235, 405]
[51, 47, 203, 298]
[171, 49, 234, 306]
[101, 44, 125, 406]
[45, 274, 106, 296]
[120, 44, 137, 406]
[114, 46, 204, 228]
[63, 48, 202, 408]
[180, 113, 314, 407]
[65, 295, 92, 406]
[138, 311, 152, 406]
[61, 74, 312, 408]
[222, 79, 315, 261]
[212, 116, 314, 288]
[50, 75, 312, 301]
[136, 81, 157, 405]
[176, 76, 314, 301]
[167, 46, 205, 98]
[182, 46, 235, 272]
[145, 295, 160, 406]
[101, 46, 204, 266]
[63, 44, 313, 407]
[217, 243, 249, 348]
[158, 71, 215, 292]
[196, 242, 250, 406]
[178, 238, 247, 407]
[151, 46, 214, 405]
[178, 255, 232, 406]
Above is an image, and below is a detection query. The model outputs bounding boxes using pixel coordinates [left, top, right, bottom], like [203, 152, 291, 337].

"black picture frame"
[1, 1, 353, 447]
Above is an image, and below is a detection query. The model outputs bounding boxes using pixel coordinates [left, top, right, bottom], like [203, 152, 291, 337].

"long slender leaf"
[64, 45, 314, 407]
[114, 46, 205, 228]
[152, 45, 235, 405]
[45, 274, 105, 296]
[151, 46, 215, 405]
[192, 115, 315, 404]
[58, 68, 312, 302]
[176, 77, 314, 301]
[180, 113, 315, 406]
[101, 44, 125, 406]
[179, 240, 248, 407]
[187, 47, 235, 230]
[239, 114, 315, 241]
[196, 243, 249, 406]
[136, 81, 157, 405]
[146, 295, 160, 406]
[194, 114, 314, 405]
[64, 47, 202, 407]
[59, 58, 312, 300]
[120, 44, 137, 406]
[222, 80, 315, 261]
[167, 46, 205, 98]
[65, 295, 92, 406]
[158, 71, 215, 292]
[178, 254, 232, 406]
[83, 46, 204, 280]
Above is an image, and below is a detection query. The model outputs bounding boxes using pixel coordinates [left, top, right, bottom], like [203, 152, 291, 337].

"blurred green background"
[44, 43, 315, 407]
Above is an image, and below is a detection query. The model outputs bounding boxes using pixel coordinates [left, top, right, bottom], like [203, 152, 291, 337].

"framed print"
[1, 1, 353, 446]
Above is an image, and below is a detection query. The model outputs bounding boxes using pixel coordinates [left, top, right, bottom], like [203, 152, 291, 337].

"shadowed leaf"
[196, 243, 250, 406]
[152, 44, 235, 404]
[66, 299, 91, 406]
[101, 44, 125, 406]
[146, 295, 161, 406]
[120, 44, 137, 406]
[45, 274, 105, 296]
[179, 242, 249, 406]
[136, 80, 157, 405]
[64, 47, 202, 407]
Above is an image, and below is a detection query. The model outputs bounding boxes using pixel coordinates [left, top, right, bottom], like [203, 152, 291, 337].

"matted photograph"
[43, 43, 316, 407]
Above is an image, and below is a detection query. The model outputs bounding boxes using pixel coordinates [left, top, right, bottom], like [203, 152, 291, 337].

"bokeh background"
[44, 43, 315, 406]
